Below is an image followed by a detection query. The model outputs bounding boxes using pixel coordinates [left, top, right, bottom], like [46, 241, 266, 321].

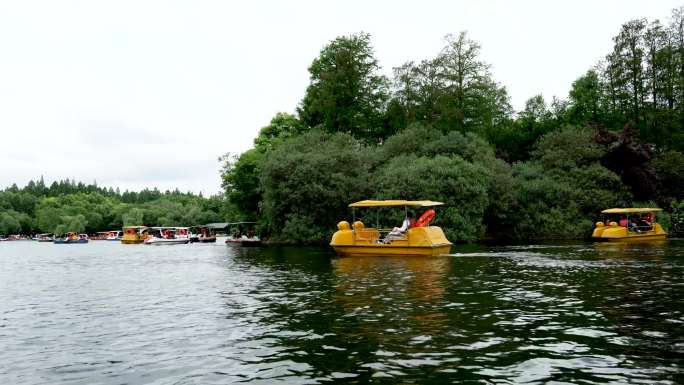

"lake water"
[0, 240, 682, 384]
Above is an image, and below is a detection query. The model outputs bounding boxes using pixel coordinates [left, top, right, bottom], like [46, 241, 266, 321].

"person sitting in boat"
[638, 214, 652, 230]
[618, 215, 628, 227]
[645, 212, 654, 224]
[383, 212, 415, 243]
[628, 217, 639, 232]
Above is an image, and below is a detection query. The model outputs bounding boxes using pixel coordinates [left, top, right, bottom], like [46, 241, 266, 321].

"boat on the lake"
[225, 222, 261, 246]
[33, 233, 54, 242]
[230, 236, 262, 246]
[592, 208, 668, 241]
[91, 231, 121, 241]
[121, 226, 148, 244]
[90, 232, 108, 240]
[200, 222, 230, 243]
[5, 234, 28, 241]
[144, 227, 190, 245]
[53, 232, 89, 244]
[189, 226, 216, 243]
[330, 200, 452, 257]
[105, 230, 122, 241]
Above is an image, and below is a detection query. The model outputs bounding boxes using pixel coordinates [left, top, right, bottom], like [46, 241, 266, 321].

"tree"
[533, 125, 604, 171]
[373, 154, 490, 242]
[569, 70, 603, 123]
[434, 32, 513, 135]
[597, 123, 658, 201]
[645, 20, 669, 108]
[0, 211, 21, 235]
[220, 149, 263, 219]
[492, 126, 629, 240]
[380, 98, 408, 138]
[642, 19, 680, 149]
[489, 95, 553, 162]
[54, 214, 87, 236]
[669, 199, 684, 236]
[390, 32, 512, 139]
[651, 150, 684, 202]
[377, 122, 496, 163]
[610, 19, 647, 123]
[391, 58, 443, 125]
[122, 208, 144, 226]
[298, 32, 389, 142]
[671, 6, 684, 123]
[35, 199, 63, 233]
[253, 112, 307, 151]
[391, 61, 419, 122]
[0, 178, 222, 234]
[259, 131, 372, 242]
[437, 32, 492, 133]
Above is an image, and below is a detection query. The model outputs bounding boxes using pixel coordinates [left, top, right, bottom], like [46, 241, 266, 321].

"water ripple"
[0, 241, 682, 383]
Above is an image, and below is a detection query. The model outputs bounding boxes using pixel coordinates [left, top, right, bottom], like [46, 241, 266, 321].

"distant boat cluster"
[0, 222, 261, 246]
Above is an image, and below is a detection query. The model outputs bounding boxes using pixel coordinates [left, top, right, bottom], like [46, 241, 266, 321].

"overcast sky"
[0, 1, 680, 195]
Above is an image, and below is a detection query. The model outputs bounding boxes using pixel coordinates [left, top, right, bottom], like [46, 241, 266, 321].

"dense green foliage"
[670, 200, 684, 236]
[390, 32, 512, 138]
[260, 131, 373, 243]
[222, 9, 684, 243]
[298, 33, 389, 142]
[0, 178, 226, 236]
[494, 128, 630, 239]
[248, 126, 630, 243]
[223, 16, 684, 242]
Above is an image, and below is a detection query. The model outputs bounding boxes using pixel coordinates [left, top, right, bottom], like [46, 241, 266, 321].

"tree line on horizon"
[0, 178, 227, 236]
[221, 7, 684, 242]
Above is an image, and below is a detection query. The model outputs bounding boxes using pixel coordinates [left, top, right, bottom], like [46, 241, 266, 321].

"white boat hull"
[144, 238, 190, 245]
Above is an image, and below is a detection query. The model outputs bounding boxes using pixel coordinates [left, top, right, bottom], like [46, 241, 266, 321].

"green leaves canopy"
[298, 32, 389, 142]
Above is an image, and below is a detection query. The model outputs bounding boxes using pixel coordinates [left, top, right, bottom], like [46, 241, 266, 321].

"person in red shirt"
[618, 215, 628, 227]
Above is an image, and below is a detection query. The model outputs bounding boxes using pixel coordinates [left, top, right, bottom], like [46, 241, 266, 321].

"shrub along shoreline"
[229, 124, 682, 244]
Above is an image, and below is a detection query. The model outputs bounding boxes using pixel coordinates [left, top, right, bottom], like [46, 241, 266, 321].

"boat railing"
[354, 228, 380, 242]
[375, 229, 405, 236]
[375, 228, 409, 243]
[628, 225, 654, 232]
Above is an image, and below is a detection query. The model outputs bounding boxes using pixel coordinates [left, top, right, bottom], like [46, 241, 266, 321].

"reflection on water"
[0, 240, 682, 384]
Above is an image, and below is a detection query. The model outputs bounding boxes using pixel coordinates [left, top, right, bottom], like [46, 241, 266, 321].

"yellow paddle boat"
[121, 226, 149, 244]
[592, 208, 667, 242]
[330, 200, 452, 257]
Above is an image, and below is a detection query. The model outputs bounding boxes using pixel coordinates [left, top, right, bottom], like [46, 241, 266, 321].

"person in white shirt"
[383, 212, 414, 243]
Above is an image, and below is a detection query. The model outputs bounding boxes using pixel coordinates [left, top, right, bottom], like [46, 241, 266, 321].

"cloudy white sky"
[0, 0, 680, 195]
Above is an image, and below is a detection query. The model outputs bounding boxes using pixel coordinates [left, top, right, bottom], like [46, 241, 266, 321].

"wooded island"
[220, 9, 684, 242]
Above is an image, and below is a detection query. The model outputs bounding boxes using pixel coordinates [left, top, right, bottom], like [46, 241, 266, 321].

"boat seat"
[355, 230, 379, 242]
[352, 222, 379, 242]
[383, 233, 408, 243]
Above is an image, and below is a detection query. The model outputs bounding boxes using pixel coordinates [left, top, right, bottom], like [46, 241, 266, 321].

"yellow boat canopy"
[349, 200, 445, 208]
[601, 208, 663, 214]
